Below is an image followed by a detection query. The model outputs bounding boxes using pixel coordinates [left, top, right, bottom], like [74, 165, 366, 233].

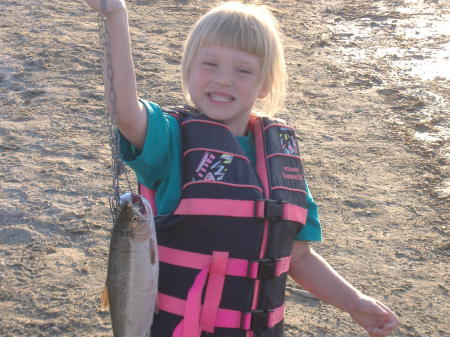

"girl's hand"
[83, 0, 127, 17]
[349, 294, 400, 336]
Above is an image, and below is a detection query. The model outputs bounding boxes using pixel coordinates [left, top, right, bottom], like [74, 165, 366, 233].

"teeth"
[210, 94, 231, 102]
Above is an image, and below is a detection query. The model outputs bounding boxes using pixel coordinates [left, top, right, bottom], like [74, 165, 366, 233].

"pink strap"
[174, 198, 307, 224]
[240, 306, 285, 330]
[172, 266, 209, 337]
[249, 117, 267, 321]
[175, 198, 255, 217]
[160, 292, 285, 330]
[158, 245, 291, 279]
[269, 306, 285, 328]
[282, 202, 307, 224]
[201, 251, 229, 333]
[183, 266, 208, 337]
[172, 320, 183, 337]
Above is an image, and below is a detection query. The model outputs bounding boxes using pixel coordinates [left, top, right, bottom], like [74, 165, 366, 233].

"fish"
[101, 192, 159, 337]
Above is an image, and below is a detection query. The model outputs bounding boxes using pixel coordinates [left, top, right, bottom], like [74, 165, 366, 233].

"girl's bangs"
[199, 16, 266, 58]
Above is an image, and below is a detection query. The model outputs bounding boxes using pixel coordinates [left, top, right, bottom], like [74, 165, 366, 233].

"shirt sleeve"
[119, 100, 181, 192]
[294, 180, 322, 241]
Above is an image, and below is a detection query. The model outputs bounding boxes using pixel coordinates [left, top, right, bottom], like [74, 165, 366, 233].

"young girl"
[84, 1, 400, 336]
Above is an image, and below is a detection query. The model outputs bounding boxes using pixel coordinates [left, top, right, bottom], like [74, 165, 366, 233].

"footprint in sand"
[0, 55, 47, 104]
[0, 228, 33, 246]
[43, 247, 88, 276]
[22, 88, 46, 101]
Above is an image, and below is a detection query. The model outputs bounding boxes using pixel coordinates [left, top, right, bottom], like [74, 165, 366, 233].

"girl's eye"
[238, 69, 252, 74]
[202, 62, 217, 67]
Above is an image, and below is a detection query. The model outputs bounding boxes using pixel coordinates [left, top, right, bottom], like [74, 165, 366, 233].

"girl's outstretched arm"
[84, 0, 147, 149]
[289, 241, 400, 336]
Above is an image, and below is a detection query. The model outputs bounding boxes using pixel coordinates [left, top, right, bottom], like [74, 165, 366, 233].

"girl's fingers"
[83, 0, 126, 16]
[369, 324, 393, 336]
[367, 310, 400, 337]
[369, 324, 397, 337]
[84, 0, 101, 13]
[382, 314, 401, 330]
[378, 302, 400, 327]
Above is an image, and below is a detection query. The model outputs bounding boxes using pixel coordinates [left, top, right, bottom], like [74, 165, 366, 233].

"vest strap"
[159, 292, 285, 331]
[200, 251, 229, 333]
[181, 266, 209, 337]
[241, 307, 286, 331]
[159, 245, 291, 279]
[174, 198, 307, 224]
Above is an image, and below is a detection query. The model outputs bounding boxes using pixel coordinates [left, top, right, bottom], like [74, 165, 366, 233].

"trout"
[101, 192, 159, 337]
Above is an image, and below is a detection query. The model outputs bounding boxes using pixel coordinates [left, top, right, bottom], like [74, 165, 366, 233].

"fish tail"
[100, 285, 110, 312]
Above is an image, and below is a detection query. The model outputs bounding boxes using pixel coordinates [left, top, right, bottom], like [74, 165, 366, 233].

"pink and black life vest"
[140, 107, 308, 337]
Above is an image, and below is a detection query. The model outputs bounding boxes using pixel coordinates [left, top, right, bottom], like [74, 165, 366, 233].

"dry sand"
[1, 0, 449, 336]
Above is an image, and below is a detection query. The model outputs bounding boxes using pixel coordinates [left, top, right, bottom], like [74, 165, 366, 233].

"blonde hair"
[181, 1, 287, 117]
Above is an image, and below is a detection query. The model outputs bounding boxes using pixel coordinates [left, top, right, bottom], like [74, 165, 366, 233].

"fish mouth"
[120, 192, 152, 216]
[132, 194, 147, 215]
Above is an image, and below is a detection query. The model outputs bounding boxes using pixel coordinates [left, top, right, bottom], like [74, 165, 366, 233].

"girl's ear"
[257, 83, 269, 99]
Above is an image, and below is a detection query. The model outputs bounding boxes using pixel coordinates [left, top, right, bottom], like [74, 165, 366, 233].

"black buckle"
[241, 309, 273, 331]
[247, 258, 280, 279]
[257, 258, 277, 279]
[256, 199, 284, 221]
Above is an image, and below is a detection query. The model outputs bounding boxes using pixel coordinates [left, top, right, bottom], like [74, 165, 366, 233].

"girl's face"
[187, 45, 268, 136]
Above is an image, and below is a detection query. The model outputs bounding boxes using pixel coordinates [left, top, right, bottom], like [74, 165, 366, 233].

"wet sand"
[1, 0, 449, 336]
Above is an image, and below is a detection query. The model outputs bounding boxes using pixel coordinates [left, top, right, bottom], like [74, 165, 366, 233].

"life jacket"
[139, 106, 308, 337]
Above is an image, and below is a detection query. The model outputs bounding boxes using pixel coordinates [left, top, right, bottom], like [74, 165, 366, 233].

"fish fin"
[100, 285, 110, 312]
[150, 238, 156, 264]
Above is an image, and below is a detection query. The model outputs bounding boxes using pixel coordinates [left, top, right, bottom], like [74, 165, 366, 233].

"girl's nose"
[213, 67, 232, 86]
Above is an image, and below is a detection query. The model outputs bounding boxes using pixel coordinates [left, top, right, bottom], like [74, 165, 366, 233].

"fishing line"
[97, 0, 134, 222]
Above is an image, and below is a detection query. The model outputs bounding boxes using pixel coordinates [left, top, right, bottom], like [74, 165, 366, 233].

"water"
[334, 3, 450, 80]
[331, 0, 449, 157]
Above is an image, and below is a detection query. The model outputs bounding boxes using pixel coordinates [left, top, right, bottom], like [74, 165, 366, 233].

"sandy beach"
[1, 0, 449, 336]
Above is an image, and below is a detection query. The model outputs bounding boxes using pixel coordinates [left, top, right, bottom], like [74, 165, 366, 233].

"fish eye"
[130, 215, 138, 222]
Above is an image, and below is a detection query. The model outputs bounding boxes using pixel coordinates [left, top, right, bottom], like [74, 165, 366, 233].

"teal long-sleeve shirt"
[119, 100, 322, 241]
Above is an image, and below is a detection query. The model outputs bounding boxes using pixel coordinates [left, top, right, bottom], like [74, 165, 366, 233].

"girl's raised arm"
[84, 0, 147, 149]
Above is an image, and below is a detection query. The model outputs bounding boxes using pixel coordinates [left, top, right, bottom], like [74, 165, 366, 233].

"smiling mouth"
[208, 93, 234, 103]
